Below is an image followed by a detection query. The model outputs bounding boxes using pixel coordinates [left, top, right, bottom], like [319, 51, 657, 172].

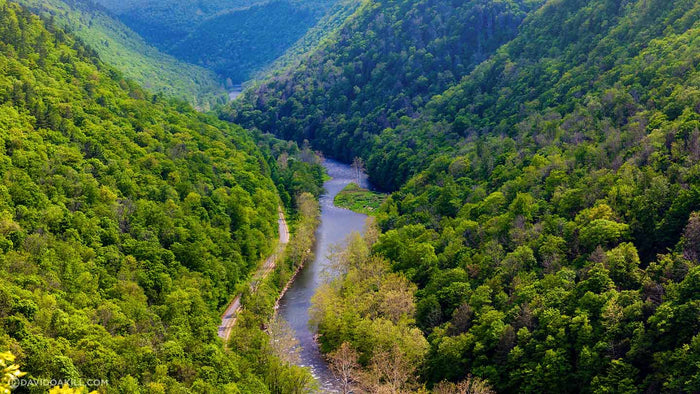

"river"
[277, 158, 371, 392]
[228, 85, 243, 101]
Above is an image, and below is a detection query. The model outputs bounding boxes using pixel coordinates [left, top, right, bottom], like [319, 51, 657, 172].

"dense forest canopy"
[168, 1, 321, 84]
[93, 0, 343, 84]
[17, 0, 355, 101]
[232, 0, 700, 391]
[224, 0, 545, 188]
[255, 0, 363, 80]
[0, 1, 326, 390]
[1, 0, 699, 391]
[92, 0, 268, 47]
[14, 0, 227, 108]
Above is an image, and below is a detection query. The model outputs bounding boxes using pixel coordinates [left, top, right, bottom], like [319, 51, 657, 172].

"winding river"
[277, 158, 371, 391]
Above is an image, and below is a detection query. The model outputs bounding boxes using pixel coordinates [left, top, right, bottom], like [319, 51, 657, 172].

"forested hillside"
[304, 0, 700, 392]
[3, 0, 700, 390]
[92, 0, 262, 48]
[365, 0, 700, 188]
[169, 1, 323, 84]
[94, 0, 341, 84]
[15, 0, 226, 109]
[255, 0, 362, 79]
[223, 0, 545, 181]
[0, 1, 318, 390]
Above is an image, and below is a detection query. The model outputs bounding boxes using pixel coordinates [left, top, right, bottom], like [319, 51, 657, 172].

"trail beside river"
[218, 207, 289, 342]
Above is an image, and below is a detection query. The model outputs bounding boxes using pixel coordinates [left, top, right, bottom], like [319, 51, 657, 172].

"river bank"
[277, 158, 371, 391]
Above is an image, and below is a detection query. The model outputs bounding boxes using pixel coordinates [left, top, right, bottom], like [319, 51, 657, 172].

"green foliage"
[310, 230, 429, 392]
[169, 1, 331, 83]
[95, 0, 341, 84]
[15, 0, 227, 108]
[225, 0, 544, 190]
[228, 312, 317, 394]
[255, 0, 363, 80]
[93, 0, 268, 47]
[239, 0, 700, 391]
[1, 351, 25, 393]
[333, 182, 386, 215]
[0, 1, 306, 390]
[230, 193, 321, 393]
[253, 134, 326, 211]
[241, 192, 320, 321]
[362, 0, 700, 390]
[5, 0, 700, 390]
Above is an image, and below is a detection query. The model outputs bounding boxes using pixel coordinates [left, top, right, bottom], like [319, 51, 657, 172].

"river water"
[277, 158, 370, 392]
[228, 85, 243, 101]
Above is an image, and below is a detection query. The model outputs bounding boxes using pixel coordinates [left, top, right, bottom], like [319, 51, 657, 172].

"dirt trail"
[218, 207, 289, 342]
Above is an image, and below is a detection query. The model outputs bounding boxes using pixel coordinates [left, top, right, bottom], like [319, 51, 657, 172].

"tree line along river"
[277, 158, 372, 391]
